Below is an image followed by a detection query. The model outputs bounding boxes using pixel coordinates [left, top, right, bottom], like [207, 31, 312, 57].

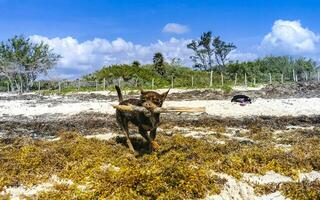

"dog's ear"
[161, 88, 170, 100]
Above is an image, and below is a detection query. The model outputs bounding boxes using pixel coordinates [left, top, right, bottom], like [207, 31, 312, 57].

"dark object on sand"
[231, 95, 252, 105]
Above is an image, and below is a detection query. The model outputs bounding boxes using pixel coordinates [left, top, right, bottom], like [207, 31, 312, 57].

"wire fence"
[1, 70, 319, 93]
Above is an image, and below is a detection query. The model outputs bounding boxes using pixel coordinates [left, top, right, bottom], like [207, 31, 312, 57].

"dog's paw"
[151, 141, 160, 151]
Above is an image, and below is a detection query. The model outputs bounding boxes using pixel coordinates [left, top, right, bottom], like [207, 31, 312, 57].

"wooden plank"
[112, 104, 206, 113]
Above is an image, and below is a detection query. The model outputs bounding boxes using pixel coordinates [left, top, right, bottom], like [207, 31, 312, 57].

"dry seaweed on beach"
[1, 83, 320, 199]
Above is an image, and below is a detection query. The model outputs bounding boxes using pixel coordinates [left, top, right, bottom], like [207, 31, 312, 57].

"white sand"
[243, 170, 320, 185]
[46, 132, 117, 142]
[1, 97, 320, 118]
[0, 93, 19, 97]
[165, 98, 320, 117]
[299, 171, 320, 182]
[208, 170, 320, 200]
[1, 183, 53, 200]
[0, 99, 110, 117]
[85, 133, 117, 140]
[243, 171, 293, 184]
[0, 175, 74, 200]
[206, 172, 287, 200]
[170, 126, 255, 144]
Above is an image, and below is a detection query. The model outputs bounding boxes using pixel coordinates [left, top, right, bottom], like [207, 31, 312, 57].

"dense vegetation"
[227, 56, 317, 82]
[83, 55, 318, 90]
[83, 63, 211, 89]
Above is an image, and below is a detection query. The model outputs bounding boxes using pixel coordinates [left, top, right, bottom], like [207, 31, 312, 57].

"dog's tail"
[115, 85, 123, 102]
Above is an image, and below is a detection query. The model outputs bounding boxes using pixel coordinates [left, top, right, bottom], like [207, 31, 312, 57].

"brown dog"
[115, 85, 170, 153]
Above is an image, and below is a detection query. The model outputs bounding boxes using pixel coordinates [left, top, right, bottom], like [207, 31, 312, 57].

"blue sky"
[1, 0, 319, 79]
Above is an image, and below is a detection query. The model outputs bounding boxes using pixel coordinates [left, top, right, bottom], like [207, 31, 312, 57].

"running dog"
[115, 85, 170, 153]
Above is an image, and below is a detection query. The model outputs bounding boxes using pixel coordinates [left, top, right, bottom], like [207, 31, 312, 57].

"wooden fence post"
[296, 75, 298, 82]
[191, 76, 194, 87]
[152, 78, 154, 89]
[20, 81, 23, 93]
[58, 82, 61, 93]
[171, 76, 174, 88]
[269, 73, 272, 84]
[221, 73, 224, 86]
[209, 71, 213, 87]
[253, 77, 256, 85]
[281, 74, 284, 84]
[103, 78, 106, 90]
[293, 69, 295, 82]
[38, 81, 41, 92]
[95, 80, 98, 91]
[244, 73, 247, 86]
[7, 82, 9, 92]
[234, 73, 237, 85]
[304, 72, 308, 81]
[318, 71, 319, 82]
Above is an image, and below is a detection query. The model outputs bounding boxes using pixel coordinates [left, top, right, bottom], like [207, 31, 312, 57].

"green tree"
[0, 35, 61, 92]
[212, 36, 236, 71]
[153, 52, 166, 76]
[132, 60, 141, 67]
[187, 31, 214, 71]
[187, 31, 236, 71]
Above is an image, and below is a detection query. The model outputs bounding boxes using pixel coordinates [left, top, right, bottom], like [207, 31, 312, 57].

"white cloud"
[30, 35, 194, 79]
[30, 35, 258, 79]
[162, 23, 189, 34]
[261, 19, 320, 54]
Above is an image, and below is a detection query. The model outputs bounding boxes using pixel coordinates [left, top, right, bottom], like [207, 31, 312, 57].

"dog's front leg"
[123, 130, 135, 154]
[150, 127, 160, 151]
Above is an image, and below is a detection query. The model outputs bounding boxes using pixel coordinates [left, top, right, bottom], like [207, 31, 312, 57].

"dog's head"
[140, 89, 170, 107]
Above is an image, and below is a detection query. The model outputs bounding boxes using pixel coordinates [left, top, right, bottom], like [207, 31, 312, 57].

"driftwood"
[112, 104, 206, 114]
